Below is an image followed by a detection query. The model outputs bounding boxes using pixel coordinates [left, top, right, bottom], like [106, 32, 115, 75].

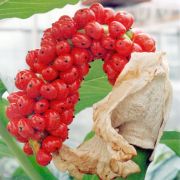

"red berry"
[41, 37, 56, 47]
[68, 80, 81, 95]
[23, 142, 33, 155]
[101, 35, 115, 50]
[114, 11, 134, 30]
[61, 109, 74, 125]
[103, 62, 118, 79]
[74, 8, 95, 28]
[31, 131, 46, 141]
[26, 78, 43, 98]
[17, 95, 34, 116]
[51, 22, 62, 40]
[52, 80, 69, 100]
[18, 118, 34, 138]
[36, 149, 52, 166]
[72, 33, 92, 49]
[6, 103, 23, 120]
[40, 84, 58, 100]
[44, 110, 60, 131]
[108, 77, 116, 85]
[90, 3, 105, 24]
[50, 100, 64, 114]
[16, 135, 28, 143]
[38, 45, 56, 65]
[42, 28, 54, 39]
[64, 96, 74, 109]
[15, 70, 36, 90]
[42, 136, 62, 153]
[34, 99, 49, 114]
[132, 43, 143, 52]
[133, 33, 156, 52]
[60, 67, 79, 84]
[91, 40, 107, 58]
[58, 18, 77, 39]
[78, 63, 90, 77]
[109, 21, 126, 38]
[42, 66, 58, 81]
[71, 48, 90, 65]
[115, 38, 133, 56]
[56, 40, 71, 55]
[85, 21, 104, 40]
[54, 54, 73, 71]
[69, 92, 79, 104]
[50, 123, 68, 141]
[104, 8, 115, 24]
[110, 53, 128, 73]
[26, 50, 39, 69]
[59, 15, 72, 22]
[33, 61, 47, 73]
[7, 120, 19, 136]
[7, 91, 25, 103]
[30, 114, 46, 131]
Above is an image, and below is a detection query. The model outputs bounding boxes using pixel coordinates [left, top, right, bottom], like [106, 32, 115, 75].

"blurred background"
[0, 0, 180, 179]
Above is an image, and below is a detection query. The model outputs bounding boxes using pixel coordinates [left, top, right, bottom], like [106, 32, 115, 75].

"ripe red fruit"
[72, 33, 92, 49]
[60, 67, 79, 84]
[16, 135, 28, 143]
[30, 114, 46, 131]
[38, 45, 56, 65]
[31, 131, 46, 141]
[7, 91, 25, 104]
[56, 40, 71, 55]
[42, 66, 58, 81]
[51, 22, 63, 40]
[7, 120, 19, 136]
[85, 21, 104, 40]
[52, 80, 69, 100]
[109, 21, 126, 38]
[71, 48, 90, 65]
[17, 95, 35, 116]
[91, 40, 107, 58]
[69, 92, 79, 104]
[50, 123, 68, 141]
[68, 80, 81, 95]
[42, 28, 54, 39]
[133, 33, 156, 52]
[108, 77, 116, 85]
[34, 99, 49, 114]
[26, 50, 39, 69]
[101, 35, 115, 50]
[36, 149, 52, 166]
[110, 53, 128, 73]
[114, 11, 134, 30]
[132, 43, 142, 52]
[32, 61, 47, 73]
[61, 109, 74, 125]
[78, 63, 90, 77]
[26, 78, 43, 98]
[54, 54, 73, 71]
[103, 62, 118, 79]
[6, 103, 23, 120]
[45, 110, 60, 131]
[15, 70, 36, 90]
[90, 3, 105, 24]
[40, 84, 58, 100]
[18, 118, 34, 138]
[74, 8, 95, 28]
[23, 142, 33, 155]
[42, 136, 62, 153]
[104, 8, 115, 24]
[50, 100, 64, 114]
[115, 38, 133, 56]
[59, 15, 72, 22]
[41, 37, 56, 47]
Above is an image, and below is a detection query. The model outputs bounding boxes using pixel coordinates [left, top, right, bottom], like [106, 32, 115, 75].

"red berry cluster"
[6, 3, 156, 166]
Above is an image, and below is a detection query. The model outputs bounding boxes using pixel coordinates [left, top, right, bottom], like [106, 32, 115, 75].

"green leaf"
[0, 138, 13, 158]
[0, 0, 79, 19]
[160, 131, 180, 156]
[75, 60, 112, 114]
[0, 80, 6, 97]
[12, 167, 31, 180]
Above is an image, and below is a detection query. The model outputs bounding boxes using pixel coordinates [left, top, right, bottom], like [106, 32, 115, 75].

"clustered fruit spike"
[6, 3, 156, 166]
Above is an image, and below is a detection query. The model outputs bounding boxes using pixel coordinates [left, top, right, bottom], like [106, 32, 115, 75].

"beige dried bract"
[53, 52, 172, 180]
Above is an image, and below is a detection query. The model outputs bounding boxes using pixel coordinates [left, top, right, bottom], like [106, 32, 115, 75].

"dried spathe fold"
[53, 52, 172, 179]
